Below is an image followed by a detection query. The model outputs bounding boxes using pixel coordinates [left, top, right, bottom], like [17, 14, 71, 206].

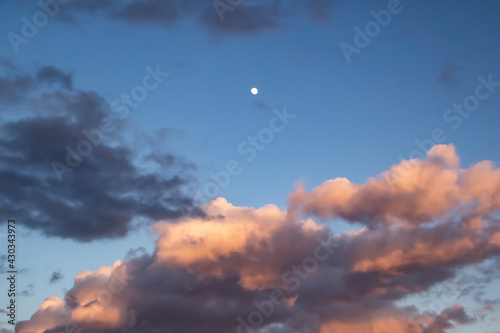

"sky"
[0, 0, 500, 332]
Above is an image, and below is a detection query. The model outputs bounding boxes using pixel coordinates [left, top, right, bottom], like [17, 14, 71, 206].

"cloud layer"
[16, 145, 500, 332]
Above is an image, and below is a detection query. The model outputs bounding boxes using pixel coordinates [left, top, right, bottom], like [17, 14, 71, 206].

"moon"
[251, 87, 258, 95]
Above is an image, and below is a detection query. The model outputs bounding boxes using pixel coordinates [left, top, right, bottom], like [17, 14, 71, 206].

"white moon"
[251, 87, 258, 95]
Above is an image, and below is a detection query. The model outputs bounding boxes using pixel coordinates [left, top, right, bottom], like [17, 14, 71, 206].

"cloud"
[436, 303, 475, 327]
[347, 222, 498, 275]
[0, 59, 201, 241]
[109, 0, 202, 26]
[49, 272, 64, 284]
[36, 66, 73, 90]
[199, 0, 284, 35]
[17, 296, 71, 333]
[0, 65, 73, 105]
[16, 146, 500, 333]
[154, 197, 328, 290]
[33, 0, 337, 36]
[288, 144, 500, 229]
[0, 73, 35, 104]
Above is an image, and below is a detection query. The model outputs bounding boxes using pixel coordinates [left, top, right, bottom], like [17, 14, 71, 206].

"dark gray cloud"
[49, 272, 64, 284]
[0, 60, 201, 242]
[199, 0, 284, 35]
[38, 0, 336, 36]
[36, 66, 73, 90]
[429, 304, 476, 332]
[0, 74, 35, 104]
[0, 65, 72, 105]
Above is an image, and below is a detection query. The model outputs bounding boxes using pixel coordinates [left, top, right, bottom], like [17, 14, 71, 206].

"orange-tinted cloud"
[289, 144, 500, 230]
[154, 197, 327, 289]
[17, 261, 133, 333]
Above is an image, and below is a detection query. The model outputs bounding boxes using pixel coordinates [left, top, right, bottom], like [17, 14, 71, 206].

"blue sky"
[1, 1, 500, 332]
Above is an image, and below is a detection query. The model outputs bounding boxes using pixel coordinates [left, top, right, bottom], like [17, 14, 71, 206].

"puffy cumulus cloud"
[65, 261, 132, 330]
[17, 261, 134, 333]
[289, 144, 500, 229]
[154, 197, 289, 266]
[16, 296, 69, 333]
[460, 160, 500, 216]
[17, 146, 500, 332]
[16, 239, 307, 332]
[154, 197, 328, 290]
[0, 59, 200, 241]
